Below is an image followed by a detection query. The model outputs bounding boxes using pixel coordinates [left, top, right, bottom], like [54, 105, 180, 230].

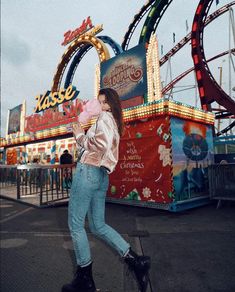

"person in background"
[32, 157, 39, 164]
[60, 149, 73, 165]
[62, 88, 151, 292]
[60, 149, 73, 189]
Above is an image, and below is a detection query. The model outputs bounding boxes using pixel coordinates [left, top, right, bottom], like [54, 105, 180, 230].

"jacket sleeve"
[75, 114, 113, 153]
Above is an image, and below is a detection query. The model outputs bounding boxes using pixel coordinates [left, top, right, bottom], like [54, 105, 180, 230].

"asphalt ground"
[0, 197, 235, 292]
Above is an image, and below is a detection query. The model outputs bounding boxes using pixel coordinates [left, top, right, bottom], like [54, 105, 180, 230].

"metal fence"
[208, 163, 235, 208]
[0, 164, 76, 206]
[0, 165, 17, 187]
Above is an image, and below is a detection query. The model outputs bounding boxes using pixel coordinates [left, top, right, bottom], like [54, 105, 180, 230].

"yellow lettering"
[33, 86, 78, 113]
[34, 92, 49, 113]
[34, 95, 42, 112]
[50, 92, 58, 107]
[42, 95, 50, 110]
[64, 85, 75, 101]
[57, 89, 66, 104]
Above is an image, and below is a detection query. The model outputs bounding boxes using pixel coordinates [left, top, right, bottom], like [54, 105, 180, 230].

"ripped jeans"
[68, 162, 130, 267]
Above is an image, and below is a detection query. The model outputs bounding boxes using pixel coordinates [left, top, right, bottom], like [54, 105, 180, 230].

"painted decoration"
[108, 116, 173, 203]
[6, 148, 17, 165]
[8, 104, 22, 134]
[171, 117, 214, 201]
[100, 43, 147, 101]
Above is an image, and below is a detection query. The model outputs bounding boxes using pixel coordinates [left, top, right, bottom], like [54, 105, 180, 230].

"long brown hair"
[98, 88, 123, 136]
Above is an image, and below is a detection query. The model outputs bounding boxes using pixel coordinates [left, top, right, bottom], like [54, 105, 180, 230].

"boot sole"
[131, 270, 150, 292]
[77, 289, 96, 292]
[62, 287, 96, 292]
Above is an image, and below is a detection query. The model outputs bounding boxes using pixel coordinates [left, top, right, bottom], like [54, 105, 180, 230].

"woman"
[62, 88, 151, 292]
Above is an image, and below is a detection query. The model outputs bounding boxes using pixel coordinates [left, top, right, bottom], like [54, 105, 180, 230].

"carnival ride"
[51, 0, 234, 136]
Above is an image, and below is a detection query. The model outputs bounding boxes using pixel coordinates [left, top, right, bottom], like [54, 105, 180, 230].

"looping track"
[191, 0, 235, 117]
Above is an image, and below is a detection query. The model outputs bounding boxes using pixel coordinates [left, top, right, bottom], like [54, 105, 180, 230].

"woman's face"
[98, 94, 111, 112]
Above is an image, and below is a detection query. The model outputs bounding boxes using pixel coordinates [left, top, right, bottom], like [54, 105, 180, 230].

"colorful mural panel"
[108, 116, 173, 204]
[171, 117, 214, 201]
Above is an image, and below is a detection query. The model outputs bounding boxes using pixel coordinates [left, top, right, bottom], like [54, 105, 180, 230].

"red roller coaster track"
[191, 0, 235, 117]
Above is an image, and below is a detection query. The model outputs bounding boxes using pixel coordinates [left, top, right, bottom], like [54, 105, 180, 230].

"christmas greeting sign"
[108, 116, 174, 204]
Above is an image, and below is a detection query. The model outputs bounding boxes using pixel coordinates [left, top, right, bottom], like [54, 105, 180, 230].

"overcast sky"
[1, 0, 234, 136]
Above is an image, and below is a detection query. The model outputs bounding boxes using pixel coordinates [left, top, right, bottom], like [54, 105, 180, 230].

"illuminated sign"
[34, 85, 79, 113]
[26, 99, 84, 132]
[62, 16, 93, 46]
[101, 43, 147, 101]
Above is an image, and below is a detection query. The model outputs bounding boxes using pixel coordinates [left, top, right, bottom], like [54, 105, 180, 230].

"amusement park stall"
[0, 99, 214, 212]
[107, 99, 214, 212]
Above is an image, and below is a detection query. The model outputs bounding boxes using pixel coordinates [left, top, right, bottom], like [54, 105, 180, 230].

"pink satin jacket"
[75, 111, 120, 173]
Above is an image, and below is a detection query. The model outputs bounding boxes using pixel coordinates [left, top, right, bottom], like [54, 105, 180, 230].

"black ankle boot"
[62, 263, 96, 292]
[124, 249, 151, 292]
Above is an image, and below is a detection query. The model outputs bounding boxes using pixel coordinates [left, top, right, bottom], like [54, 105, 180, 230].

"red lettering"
[61, 30, 72, 46]
[61, 16, 93, 46]
[79, 20, 87, 32]
[86, 16, 93, 29]
[73, 27, 82, 39]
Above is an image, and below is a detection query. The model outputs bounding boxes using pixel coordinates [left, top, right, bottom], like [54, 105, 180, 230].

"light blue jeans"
[68, 163, 130, 267]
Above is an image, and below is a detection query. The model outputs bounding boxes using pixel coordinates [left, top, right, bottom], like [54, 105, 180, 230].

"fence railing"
[0, 165, 17, 187]
[0, 164, 76, 206]
[208, 163, 235, 207]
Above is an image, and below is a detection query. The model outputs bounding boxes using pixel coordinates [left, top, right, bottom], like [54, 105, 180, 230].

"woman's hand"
[72, 123, 84, 137]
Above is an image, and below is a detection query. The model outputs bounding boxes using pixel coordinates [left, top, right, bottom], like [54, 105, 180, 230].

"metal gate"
[1, 164, 75, 207]
[208, 163, 235, 208]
